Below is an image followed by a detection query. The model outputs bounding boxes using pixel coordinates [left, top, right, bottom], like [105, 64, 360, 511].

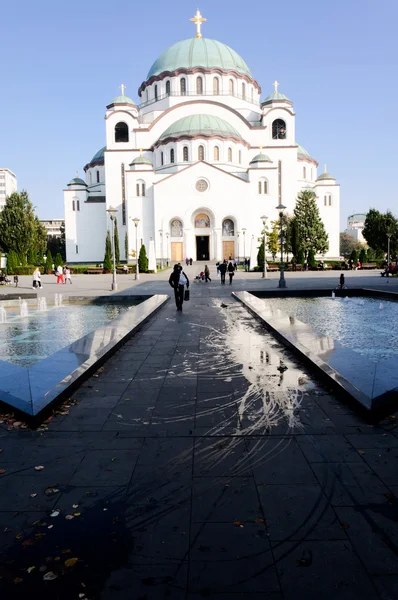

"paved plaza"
[0, 267, 398, 599]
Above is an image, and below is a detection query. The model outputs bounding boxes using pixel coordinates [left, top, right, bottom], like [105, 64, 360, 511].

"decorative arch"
[272, 119, 286, 140]
[222, 218, 235, 236]
[183, 146, 189, 162]
[258, 177, 268, 194]
[136, 179, 146, 197]
[196, 76, 204, 95]
[214, 145, 220, 161]
[115, 122, 129, 143]
[213, 77, 220, 95]
[194, 213, 211, 228]
[170, 218, 183, 237]
[166, 80, 171, 96]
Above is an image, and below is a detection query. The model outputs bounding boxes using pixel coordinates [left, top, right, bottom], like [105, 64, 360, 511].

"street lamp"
[159, 230, 164, 269]
[237, 232, 240, 264]
[165, 232, 169, 266]
[387, 232, 392, 265]
[106, 206, 118, 291]
[261, 215, 268, 279]
[276, 203, 287, 288]
[242, 228, 247, 268]
[132, 217, 140, 280]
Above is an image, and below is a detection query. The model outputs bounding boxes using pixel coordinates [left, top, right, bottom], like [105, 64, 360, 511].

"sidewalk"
[0, 294, 397, 598]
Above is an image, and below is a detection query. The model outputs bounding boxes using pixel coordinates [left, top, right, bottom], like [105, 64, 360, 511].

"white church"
[64, 11, 340, 265]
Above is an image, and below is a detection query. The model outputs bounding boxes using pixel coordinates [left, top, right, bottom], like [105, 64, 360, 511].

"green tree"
[363, 208, 398, 253]
[294, 190, 328, 260]
[6, 250, 18, 274]
[45, 250, 53, 273]
[266, 221, 279, 260]
[359, 248, 367, 264]
[124, 231, 129, 263]
[113, 219, 120, 265]
[367, 247, 375, 261]
[37, 251, 45, 266]
[290, 216, 301, 259]
[105, 230, 112, 261]
[139, 244, 148, 273]
[350, 249, 358, 264]
[257, 239, 265, 270]
[33, 217, 48, 255]
[54, 252, 63, 269]
[47, 222, 66, 261]
[0, 191, 36, 256]
[103, 250, 112, 271]
[27, 248, 36, 265]
[308, 248, 316, 267]
[297, 248, 305, 264]
[339, 232, 364, 257]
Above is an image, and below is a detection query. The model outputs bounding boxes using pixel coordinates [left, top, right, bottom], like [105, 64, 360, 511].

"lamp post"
[106, 206, 118, 291]
[132, 217, 140, 280]
[242, 228, 247, 267]
[165, 232, 169, 266]
[276, 203, 287, 288]
[159, 230, 164, 269]
[261, 215, 268, 279]
[387, 232, 392, 265]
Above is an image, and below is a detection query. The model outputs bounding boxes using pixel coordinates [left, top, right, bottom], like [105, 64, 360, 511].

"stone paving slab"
[0, 292, 398, 599]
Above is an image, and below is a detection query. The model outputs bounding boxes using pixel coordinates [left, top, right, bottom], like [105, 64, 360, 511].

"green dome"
[147, 38, 251, 79]
[89, 147, 105, 165]
[262, 90, 290, 103]
[297, 144, 316, 162]
[158, 114, 242, 143]
[131, 156, 153, 166]
[109, 95, 135, 105]
[67, 177, 87, 187]
[250, 153, 272, 164]
[317, 171, 335, 181]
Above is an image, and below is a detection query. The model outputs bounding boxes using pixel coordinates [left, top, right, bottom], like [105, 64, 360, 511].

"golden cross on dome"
[120, 83, 126, 96]
[190, 9, 207, 38]
[139, 148, 143, 157]
[76, 169, 79, 178]
[273, 80, 279, 93]
[259, 145, 263, 152]
[324, 164, 327, 173]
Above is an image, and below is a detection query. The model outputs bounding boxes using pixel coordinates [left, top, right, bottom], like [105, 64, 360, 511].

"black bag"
[184, 289, 190, 301]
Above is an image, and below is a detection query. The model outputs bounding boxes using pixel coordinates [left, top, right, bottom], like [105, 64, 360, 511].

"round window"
[196, 179, 208, 192]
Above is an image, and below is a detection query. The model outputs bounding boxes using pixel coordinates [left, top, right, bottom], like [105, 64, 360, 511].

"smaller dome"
[159, 114, 242, 143]
[250, 153, 272, 164]
[262, 90, 291, 103]
[89, 147, 105, 165]
[67, 177, 87, 187]
[108, 95, 135, 106]
[317, 171, 335, 181]
[130, 156, 153, 166]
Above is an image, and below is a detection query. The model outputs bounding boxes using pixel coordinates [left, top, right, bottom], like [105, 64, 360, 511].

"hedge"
[14, 265, 37, 275]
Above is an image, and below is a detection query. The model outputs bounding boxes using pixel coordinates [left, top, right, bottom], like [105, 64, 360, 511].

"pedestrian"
[247, 258, 251, 271]
[234, 259, 238, 271]
[338, 273, 346, 289]
[13, 274, 18, 287]
[185, 257, 189, 266]
[204, 265, 211, 282]
[244, 258, 248, 272]
[189, 258, 193, 266]
[65, 266, 72, 284]
[169, 264, 189, 311]
[32, 267, 42, 289]
[219, 260, 227, 284]
[56, 265, 64, 284]
[291, 256, 297, 271]
[228, 261, 235, 284]
[216, 261, 220, 275]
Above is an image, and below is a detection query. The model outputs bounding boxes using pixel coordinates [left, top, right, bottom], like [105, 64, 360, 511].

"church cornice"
[153, 160, 249, 186]
[152, 132, 249, 149]
[298, 156, 318, 167]
[262, 106, 295, 117]
[138, 67, 261, 96]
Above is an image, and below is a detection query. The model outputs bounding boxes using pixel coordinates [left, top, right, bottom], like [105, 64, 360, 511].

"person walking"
[169, 264, 189, 311]
[185, 257, 189, 266]
[204, 265, 211, 282]
[244, 258, 248, 272]
[228, 261, 235, 284]
[219, 260, 227, 285]
[189, 258, 193, 266]
[13, 274, 18, 287]
[65, 266, 72, 284]
[234, 259, 238, 271]
[32, 267, 42, 289]
[56, 265, 64, 284]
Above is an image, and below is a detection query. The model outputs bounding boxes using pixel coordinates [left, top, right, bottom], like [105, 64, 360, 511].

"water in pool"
[265, 296, 398, 362]
[0, 301, 131, 368]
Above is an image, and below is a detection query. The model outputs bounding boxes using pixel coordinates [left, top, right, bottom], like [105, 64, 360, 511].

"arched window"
[242, 83, 246, 99]
[196, 76, 203, 95]
[198, 145, 205, 161]
[154, 85, 158, 101]
[142, 182, 146, 197]
[180, 78, 186, 96]
[258, 178, 268, 194]
[258, 181, 262, 195]
[72, 200, 75, 211]
[251, 87, 254, 103]
[96, 170, 100, 183]
[161, 151, 164, 166]
[136, 183, 140, 197]
[136, 180, 146, 197]
[115, 122, 129, 143]
[76, 200, 80, 211]
[170, 149, 175, 164]
[272, 119, 286, 140]
[183, 146, 189, 162]
[239, 150, 242, 164]
[166, 80, 171, 96]
[325, 194, 332, 206]
[229, 79, 234, 95]
[214, 146, 220, 161]
[213, 77, 219, 95]
[170, 219, 183, 237]
[228, 147, 232, 162]
[311, 168, 313, 180]
[263, 180, 268, 194]
[222, 219, 234, 236]
[303, 166, 306, 179]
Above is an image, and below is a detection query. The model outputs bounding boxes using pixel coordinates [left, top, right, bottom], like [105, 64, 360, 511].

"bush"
[359, 248, 367, 263]
[257, 239, 265, 271]
[308, 248, 316, 267]
[350, 249, 358, 263]
[103, 251, 112, 271]
[68, 265, 87, 274]
[297, 249, 305, 264]
[6, 250, 19, 274]
[14, 265, 36, 275]
[138, 245, 148, 273]
[27, 249, 36, 265]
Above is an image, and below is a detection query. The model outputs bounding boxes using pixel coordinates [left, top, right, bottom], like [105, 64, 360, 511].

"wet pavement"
[1, 293, 398, 599]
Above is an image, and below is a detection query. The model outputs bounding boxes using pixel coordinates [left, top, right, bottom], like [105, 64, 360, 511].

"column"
[214, 228, 222, 261]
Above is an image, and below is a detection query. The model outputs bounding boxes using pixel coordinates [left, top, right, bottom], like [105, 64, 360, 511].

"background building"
[0, 168, 17, 209]
[40, 218, 64, 240]
[64, 11, 340, 264]
[345, 213, 366, 243]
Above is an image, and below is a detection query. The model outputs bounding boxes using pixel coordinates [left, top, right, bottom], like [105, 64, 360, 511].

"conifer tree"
[114, 218, 120, 265]
[293, 190, 328, 260]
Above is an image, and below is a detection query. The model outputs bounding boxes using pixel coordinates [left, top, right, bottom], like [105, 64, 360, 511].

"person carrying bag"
[169, 264, 190, 311]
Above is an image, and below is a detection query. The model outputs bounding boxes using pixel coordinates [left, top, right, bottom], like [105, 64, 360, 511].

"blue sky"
[0, 0, 396, 229]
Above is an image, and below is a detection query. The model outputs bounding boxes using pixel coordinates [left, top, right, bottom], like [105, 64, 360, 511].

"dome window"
[229, 79, 234, 95]
[166, 81, 171, 96]
[96, 170, 100, 183]
[161, 151, 164, 166]
[303, 166, 306, 179]
[154, 85, 158, 101]
[198, 145, 205, 161]
[183, 146, 189, 162]
[136, 180, 146, 197]
[196, 76, 203, 95]
[272, 119, 286, 140]
[213, 77, 220, 95]
[228, 148, 232, 162]
[170, 149, 175, 164]
[214, 146, 220, 161]
[258, 178, 268, 194]
[239, 150, 242, 164]
[324, 194, 332, 206]
[242, 83, 246, 99]
[180, 78, 186, 96]
[115, 122, 129, 143]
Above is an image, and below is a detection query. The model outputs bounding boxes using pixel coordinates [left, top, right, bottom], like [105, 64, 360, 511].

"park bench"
[361, 263, 377, 269]
[267, 265, 279, 272]
[116, 266, 131, 274]
[87, 268, 103, 274]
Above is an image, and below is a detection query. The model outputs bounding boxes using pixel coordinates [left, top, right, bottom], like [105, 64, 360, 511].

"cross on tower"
[273, 80, 279, 93]
[76, 169, 79, 178]
[120, 84, 126, 96]
[190, 9, 207, 39]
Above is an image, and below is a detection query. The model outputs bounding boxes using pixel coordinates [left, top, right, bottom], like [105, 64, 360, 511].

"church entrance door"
[196, 236, 209, 261]
[171, 242, 183, 262]
[222, 241, 235, 260]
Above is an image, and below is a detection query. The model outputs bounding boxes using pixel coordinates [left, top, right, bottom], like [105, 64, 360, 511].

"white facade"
[345, 213, 366, 244]
[40, 218, 64, 239]
[0, 168, 17, 209]
[64, 16, 340, 264]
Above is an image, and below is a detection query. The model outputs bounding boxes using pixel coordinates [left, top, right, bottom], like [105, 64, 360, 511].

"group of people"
[217, 260, 236, 284]
[185, 258, 193, 266]
[55, 265, 72, 284]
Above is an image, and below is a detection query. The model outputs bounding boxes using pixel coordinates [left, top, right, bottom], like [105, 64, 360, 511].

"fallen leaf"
[64, 557, 78, 567]
[30, 493, 37, 498]
[50, 511, 60, 518]
[103, 508, 108, 512]
[13, 421, 23, 428]
[43, 571, 57, 581]
[358, 450, 366, 455]
[255, 518, 265, 524]
[65, 515, 74, 520]
[297, 558, 311, 566]
[233, 521, 245, 527]
[54, 556, 60, 561]
[15, 533, 23, 540]
[79, 594, 86, 599]
[3, 527, 11, 533]
[27, 566, 36, 574]
[111, 458, 116, 462]
[48, 525, 53, 529]
[61, 549, 72, 554]
[0, 469, 6, 474]
[14, 577, 23, 584]
[74, 513, 81, 517]
[72, 504, 79, 509]
[22, 539, 36, 547]
[44, 487, 59, 496]
[34, 466, 44, 471]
